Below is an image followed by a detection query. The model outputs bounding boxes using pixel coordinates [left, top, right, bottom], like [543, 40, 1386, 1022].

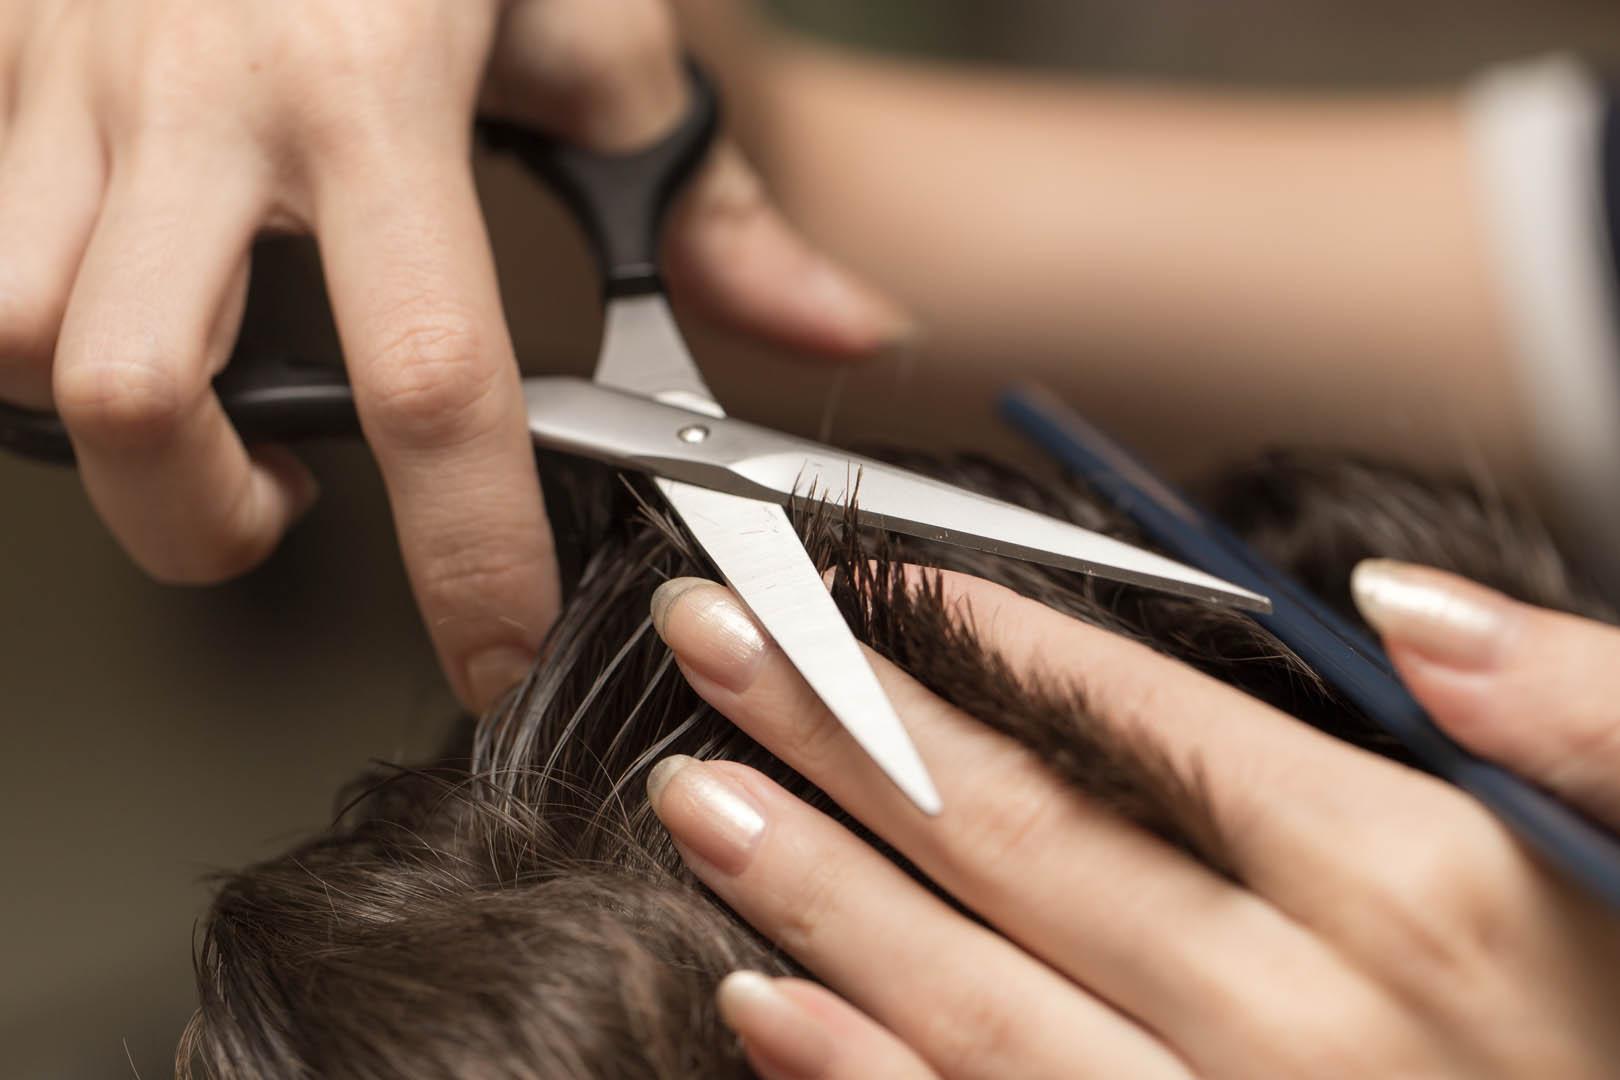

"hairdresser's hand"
[645, 572, 1620, 1079]
[0, 0, 907, 709]
[1352, 559, 1620, 830]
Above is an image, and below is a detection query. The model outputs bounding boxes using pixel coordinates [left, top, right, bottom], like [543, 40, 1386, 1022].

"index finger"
[313, 132, 559, 710]
[650, 576, 1402, 1075]
[647, 757, 1187, 1080]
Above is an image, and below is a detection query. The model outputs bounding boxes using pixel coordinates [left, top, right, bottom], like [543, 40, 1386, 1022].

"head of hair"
[178, 448, 1609, 1079]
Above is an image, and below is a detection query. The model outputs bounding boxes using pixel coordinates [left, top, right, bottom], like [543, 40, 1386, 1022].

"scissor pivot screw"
[677, 424, 710, 444]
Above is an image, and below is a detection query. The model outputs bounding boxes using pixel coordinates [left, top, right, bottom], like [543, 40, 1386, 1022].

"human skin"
[0, 0, 908, 709]
[645, 565, 1620, 1078]
[673, 2, 1533, 487]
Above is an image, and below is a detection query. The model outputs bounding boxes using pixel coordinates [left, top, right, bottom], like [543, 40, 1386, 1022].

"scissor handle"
[0, 403, 72, 464]
[0, 353, 359, 466]
[478, 61, 719, 299]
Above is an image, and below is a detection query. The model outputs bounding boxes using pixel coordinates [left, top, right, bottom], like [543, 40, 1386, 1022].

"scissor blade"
[656, 477, 942, 815]
[732, 451, 1272, 613]
[516, 376, 1266, 612]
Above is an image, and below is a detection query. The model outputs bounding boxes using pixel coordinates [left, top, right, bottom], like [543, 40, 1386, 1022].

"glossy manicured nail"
[651, 577, 708, 637]
[646, 753, 694, 808]
[650, 578, 769, 693]
[648, 758, 766, 876]
[465, 645, 534, 710]
[717, 971, 834, 1080]
[1351, 559, 1517, 670]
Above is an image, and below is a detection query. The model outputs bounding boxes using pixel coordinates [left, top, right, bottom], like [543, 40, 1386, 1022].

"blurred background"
[782, 0, 1620, 80]
[6, 2, 1620, 1075]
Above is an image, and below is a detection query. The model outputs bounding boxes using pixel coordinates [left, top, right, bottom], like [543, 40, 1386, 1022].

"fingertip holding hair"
[650, 576, 709, 637]
[651, 578, 770, 693]
[1350, 558, 1516, 671]
[716, 971, 835, 1080]
[646, 753, 696, 809]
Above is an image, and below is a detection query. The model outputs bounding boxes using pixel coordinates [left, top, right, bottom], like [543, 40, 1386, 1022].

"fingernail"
[646, 753, 695, 807]
[1350, 559, 1517, 670]
[650, 579, 769, 693]
[648, 757, 766, 876]
[465, 645, 535, 710]
[650, 577, 709, 637]
[717, 972, 833, 1079]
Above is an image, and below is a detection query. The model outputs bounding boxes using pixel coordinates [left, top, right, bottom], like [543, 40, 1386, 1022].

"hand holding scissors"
[0, 0, 910, 710]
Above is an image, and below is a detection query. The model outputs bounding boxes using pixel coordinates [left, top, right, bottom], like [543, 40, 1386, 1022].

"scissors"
[1003, 383, 1620, 909]
[0, 66, 1268, 816]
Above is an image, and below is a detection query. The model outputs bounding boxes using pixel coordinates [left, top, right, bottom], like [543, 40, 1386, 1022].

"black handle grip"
[0, 401, 75, 465]
[0, 354, 360, 466]
[477, 61, 720, 297]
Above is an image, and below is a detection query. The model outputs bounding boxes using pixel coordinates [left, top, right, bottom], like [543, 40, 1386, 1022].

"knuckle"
[937, 749, 1056, 880]
[55, 350, 194, 451]
[412, 539, 546, 622]
[776, 689, 850, 775]
[362, 309, 501, 447]
[690, 148, 771, 229]
[1344, 799, 1520, 986]
[282, 9, 415, 83]
[1545, 706, 1620, 789]
[770, 856, 851, 957]
[596, 17, 678, 89]
[543, 3, 681, 117]
[559, 3, 678, 84]
[275, 11, 444, 147]
[917, 985, 1021, 1078]
[1245, 1000, 1396, 1075]
[130, 27, 223, 119]
[112, 9, 262, 140]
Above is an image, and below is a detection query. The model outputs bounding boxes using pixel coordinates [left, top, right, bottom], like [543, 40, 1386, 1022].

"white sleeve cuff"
[1464, 55, 1620, 592]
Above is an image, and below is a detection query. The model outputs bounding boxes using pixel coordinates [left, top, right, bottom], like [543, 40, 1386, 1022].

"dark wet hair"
[177, 449, 1609, 1079]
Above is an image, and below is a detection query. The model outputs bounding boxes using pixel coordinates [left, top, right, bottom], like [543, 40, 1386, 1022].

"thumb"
[1352, 559, 1620, 830]
[483, 0, 915, 360]
[664, 142, 918, 360]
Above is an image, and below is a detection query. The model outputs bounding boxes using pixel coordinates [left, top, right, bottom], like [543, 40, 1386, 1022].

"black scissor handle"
[0, 353, 360, 467]
[0, 62, 721, 466]
[0, 402, 74, 465]
[478, 60, 720, 298]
